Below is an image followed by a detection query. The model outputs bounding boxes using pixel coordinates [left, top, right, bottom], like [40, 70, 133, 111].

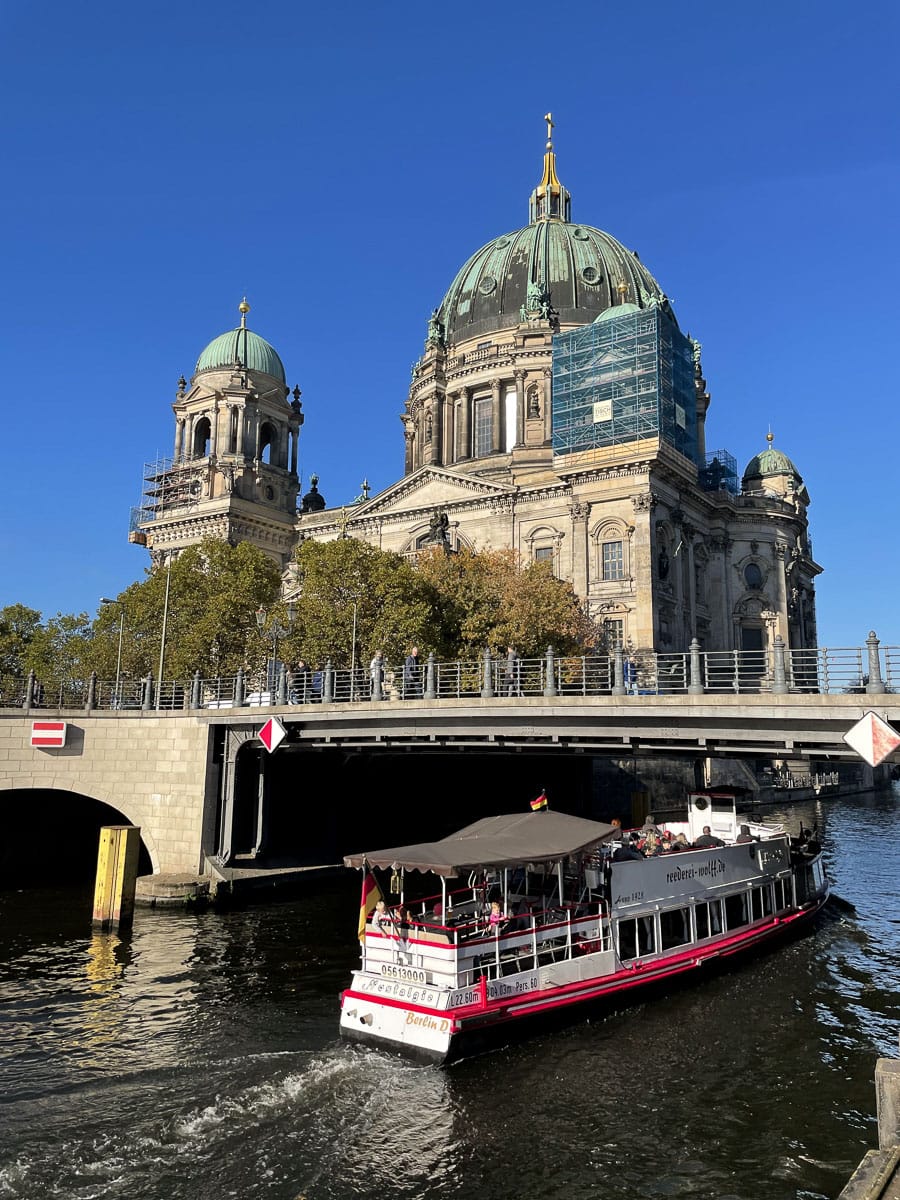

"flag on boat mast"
[530, 790, 548, 812]
[358, 864, 383, 941]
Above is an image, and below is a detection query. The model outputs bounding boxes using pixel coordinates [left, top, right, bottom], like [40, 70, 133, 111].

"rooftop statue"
[426, 309, 445, 348]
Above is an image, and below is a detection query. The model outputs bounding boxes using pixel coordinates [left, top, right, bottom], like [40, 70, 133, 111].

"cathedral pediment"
[353, 467, 515, 518]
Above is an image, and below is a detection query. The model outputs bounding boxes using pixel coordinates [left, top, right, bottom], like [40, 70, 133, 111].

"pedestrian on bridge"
[403, 646, 422, 699]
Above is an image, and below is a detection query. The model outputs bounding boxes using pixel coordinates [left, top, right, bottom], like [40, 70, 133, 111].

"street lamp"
[99, 597, 124, 707]
[256, 601, 297, 695]
[156, 557, 173, 711]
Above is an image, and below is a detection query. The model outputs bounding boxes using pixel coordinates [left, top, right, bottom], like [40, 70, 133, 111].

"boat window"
[617, 915, 656, 960]
[761, 885, 773, 916]
[773, 878, 788, 910]
[724, 892, 749, 930]
[751, 888, 763, 921]
[660, 907, 691, 950]
[694, 899, 722, 940]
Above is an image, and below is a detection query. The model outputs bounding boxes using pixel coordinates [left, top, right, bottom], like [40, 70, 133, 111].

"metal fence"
[1, 637, 896, 712]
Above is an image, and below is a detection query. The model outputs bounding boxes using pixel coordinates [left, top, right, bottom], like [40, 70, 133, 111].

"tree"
[0, 605, 43, 676]
[413, 547, 595, 658]
[86, 540, 283, 680]
[284, 538, 432, 668]
[0, 605, 92, 681]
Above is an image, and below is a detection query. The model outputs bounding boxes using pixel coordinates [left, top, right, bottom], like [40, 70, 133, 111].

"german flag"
[358, 868, 383, 940]
[530, 790, 548, 812]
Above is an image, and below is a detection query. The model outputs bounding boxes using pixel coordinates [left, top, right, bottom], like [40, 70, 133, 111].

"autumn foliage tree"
[413, 546, 595, 659]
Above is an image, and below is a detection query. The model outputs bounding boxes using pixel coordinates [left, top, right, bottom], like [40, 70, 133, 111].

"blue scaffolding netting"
[551, 306, 698, 464]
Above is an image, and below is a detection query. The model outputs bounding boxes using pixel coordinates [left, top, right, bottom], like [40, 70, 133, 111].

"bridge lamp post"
[156, 557, 173, 711]
[256, 602, 297, 694]
[99, 597, 124, 707]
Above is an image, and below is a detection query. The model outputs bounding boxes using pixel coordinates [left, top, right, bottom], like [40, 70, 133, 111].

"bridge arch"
[0, 778, 160, 881]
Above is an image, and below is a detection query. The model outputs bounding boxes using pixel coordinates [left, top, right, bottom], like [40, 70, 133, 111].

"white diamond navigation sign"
[258, 716, 287, 754]
[842, 711, 900, 768]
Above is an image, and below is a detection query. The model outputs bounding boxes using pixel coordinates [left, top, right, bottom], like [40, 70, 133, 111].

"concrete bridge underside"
[1, 694, 897, 877]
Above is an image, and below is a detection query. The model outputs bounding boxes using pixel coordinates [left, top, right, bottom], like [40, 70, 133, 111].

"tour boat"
[339, 791, 829, 1063]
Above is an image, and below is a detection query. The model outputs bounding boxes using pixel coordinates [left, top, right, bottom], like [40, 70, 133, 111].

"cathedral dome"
[435, 122, 669, 345]
[195, 302, 286, 384]
[438, 221, 668, 345]
[742, 443, 803, 488]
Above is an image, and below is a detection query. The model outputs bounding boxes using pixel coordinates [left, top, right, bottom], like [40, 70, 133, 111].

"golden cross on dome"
[544, 112, 554, 146]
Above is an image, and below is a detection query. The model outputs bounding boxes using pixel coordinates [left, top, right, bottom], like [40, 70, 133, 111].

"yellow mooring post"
[92, 825, 141, 931]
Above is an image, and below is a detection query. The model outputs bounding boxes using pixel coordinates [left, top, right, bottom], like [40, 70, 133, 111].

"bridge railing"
[1, 636, 896, 712]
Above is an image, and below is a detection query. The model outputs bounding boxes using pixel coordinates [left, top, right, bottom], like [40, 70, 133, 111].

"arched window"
[192, 417, 211, 458]
[259, 422, 277, 466]
[744, 563, 763, 590]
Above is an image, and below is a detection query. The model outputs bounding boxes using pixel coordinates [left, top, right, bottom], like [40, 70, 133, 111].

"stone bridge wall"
[0, 713, 214, 874]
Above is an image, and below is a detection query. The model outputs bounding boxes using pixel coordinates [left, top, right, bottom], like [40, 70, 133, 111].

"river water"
[1, 789, 898, 1200]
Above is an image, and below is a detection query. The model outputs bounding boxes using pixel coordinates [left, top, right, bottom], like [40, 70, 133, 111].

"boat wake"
[0, 1047, 412, 1199]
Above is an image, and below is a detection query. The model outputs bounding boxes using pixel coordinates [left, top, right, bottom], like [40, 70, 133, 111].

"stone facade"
[139, 128, 821, 655]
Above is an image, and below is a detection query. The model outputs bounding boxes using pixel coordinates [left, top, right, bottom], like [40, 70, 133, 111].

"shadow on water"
[0, 787, 898, 1199]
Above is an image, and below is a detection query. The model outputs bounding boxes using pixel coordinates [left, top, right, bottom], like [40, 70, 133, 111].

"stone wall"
[0, 713, 214, 874]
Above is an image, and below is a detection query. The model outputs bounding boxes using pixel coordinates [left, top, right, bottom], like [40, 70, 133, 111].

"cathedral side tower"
[134, 301, 303, 565]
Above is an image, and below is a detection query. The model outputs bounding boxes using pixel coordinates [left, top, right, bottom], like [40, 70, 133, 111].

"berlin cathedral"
[136, 118, 821, 658]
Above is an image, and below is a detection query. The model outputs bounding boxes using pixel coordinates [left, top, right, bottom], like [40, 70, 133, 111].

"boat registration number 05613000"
[381, 964, 427, 984]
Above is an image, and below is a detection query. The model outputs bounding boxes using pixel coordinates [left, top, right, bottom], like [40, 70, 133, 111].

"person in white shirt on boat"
[371, 899, 392, 934]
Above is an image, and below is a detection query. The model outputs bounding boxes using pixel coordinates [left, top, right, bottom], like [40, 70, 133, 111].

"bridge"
[2, 642, 898, 880]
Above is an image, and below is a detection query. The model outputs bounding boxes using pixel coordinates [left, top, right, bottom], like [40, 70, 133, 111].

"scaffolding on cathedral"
[699, 448, 739, 496]
[130, 456, 203, 541]
[550, 305, 697, 465]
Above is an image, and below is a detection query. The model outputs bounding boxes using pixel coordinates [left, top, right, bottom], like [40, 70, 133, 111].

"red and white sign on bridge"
[31, 720, 67, 748]
[842, 711, 900, 768]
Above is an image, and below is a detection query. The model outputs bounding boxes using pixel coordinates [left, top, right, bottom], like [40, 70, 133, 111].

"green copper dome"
[437, 221, 670, 345]
[195, 322, 285, 384]
[742, 446, 803, 485]
[434, 124, 672, 344]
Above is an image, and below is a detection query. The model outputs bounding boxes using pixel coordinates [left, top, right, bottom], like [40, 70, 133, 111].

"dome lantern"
[529, 112, 572, 224]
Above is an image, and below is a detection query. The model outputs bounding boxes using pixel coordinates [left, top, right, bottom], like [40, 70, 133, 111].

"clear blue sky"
[2, 0, 897, 648]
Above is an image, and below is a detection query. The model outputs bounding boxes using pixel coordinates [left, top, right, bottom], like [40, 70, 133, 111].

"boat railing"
[453, 902, 612, 988]
[362, 900, 612, 988]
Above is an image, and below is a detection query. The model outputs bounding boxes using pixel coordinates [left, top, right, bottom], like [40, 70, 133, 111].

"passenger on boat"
[641, 831, 662, 856]
[693, 826, 725, 848]
[609, 817, 624, 840]
[642, 814, 661, 834]
[371, 899, 392, 933]
[670, 833, 690, 852]
[736, 824, 755, 844]
[612, 840, 643, 863]
[488, 900, 509, 933]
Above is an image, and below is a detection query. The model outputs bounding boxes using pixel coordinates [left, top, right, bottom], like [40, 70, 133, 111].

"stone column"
[514, 370, 526, 447]
[210, 402, 219, 457]
[431, 396, 443, 465]
[673, 524, 686, 649]
[290, 426, 298, 474]
[404, 428, 414, 475]
[458, 387, 471, 460]
[684, 526, 697, 640]
[569, 501, 590, 598]
[542, 367, 553, 443]
[174, 418, 184, 460]
[491, 379, 502, 453]
[773, 541, 788, 641]
[186, 415, 195, 458]
[443, 392, 457, 466]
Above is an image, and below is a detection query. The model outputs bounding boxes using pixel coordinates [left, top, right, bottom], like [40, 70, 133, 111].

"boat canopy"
[343, 812, 617, 877]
